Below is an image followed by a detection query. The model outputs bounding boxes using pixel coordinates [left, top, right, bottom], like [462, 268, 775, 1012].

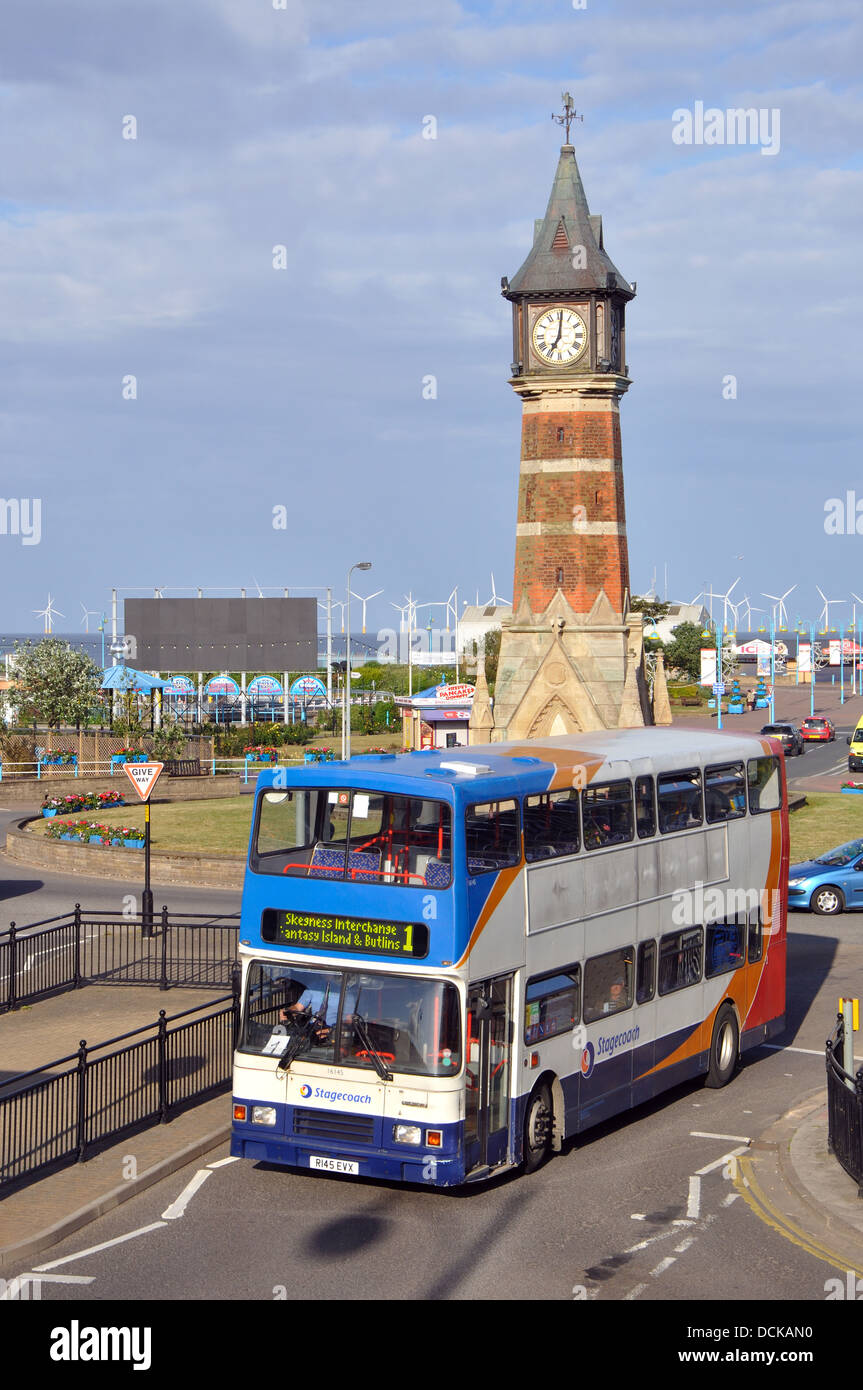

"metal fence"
[0, 988, 240, 1191]
[0, 906, 240, 1010]
[826, 1016, 863, 1195]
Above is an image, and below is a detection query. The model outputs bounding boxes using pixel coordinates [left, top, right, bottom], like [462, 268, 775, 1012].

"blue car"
[788, 838, 863, 916]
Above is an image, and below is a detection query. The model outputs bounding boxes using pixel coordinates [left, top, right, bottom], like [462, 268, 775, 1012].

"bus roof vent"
[439, 761, 493, 777]
[511, 756, 542, 765]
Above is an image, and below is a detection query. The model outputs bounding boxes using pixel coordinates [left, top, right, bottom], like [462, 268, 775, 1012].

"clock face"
[532, 307, 588, 366]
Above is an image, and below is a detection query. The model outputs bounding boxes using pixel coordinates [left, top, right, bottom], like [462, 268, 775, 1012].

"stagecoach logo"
[299, 1084, 312, 1098]
[580, 1042, 595, 1079]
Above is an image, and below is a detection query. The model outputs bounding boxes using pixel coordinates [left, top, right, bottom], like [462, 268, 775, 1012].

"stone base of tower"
[487, 587, 653, 740]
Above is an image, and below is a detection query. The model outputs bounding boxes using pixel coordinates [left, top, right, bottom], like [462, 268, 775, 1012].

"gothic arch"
[527, 695, 582, 738]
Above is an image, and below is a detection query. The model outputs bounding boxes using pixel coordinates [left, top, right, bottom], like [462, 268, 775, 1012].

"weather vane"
[552, 92, 583, 143]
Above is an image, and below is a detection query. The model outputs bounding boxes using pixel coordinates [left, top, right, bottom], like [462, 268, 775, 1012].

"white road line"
[687, 1176, 701, 1219]
[722, 1193, 741, 1206]
[695, 1145, 748, 1177]
[651, 1256, 676, 1277]
[161, 1168, 212, 1219]
[624, 1228, 676, 1255]
[764, 1042, 863, 1061]
[207, 1155, 240, 1169]
[33, 1221, 168, 1271]
[690, 1131, 752, 1144]
[624, 1282, 648, 1301]
[1, 1272, 95, 1299]
[674, 1237, 696, 1254]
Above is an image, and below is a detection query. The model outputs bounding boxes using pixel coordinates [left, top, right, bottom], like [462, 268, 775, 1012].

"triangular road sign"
[122, 761, 164, 801]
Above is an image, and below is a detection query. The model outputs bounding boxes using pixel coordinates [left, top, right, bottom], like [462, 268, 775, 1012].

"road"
[2, 737, 862, 1339]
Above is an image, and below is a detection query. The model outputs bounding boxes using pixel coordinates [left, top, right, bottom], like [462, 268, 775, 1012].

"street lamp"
[344, 562, 372, 760]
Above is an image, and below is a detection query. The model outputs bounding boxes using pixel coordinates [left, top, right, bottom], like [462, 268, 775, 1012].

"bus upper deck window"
[524, 790, 580, 862]
[747, 757, 781, 814]
[657, 770, 703, 833]
[465, 800, 520, 874]
[581, 781, 634, 850]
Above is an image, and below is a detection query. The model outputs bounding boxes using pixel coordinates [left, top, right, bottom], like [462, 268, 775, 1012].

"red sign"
[122, 761, 164, 802]
[435, 684, 475, 701]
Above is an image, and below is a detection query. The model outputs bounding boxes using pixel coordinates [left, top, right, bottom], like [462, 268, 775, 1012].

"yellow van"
[848, 722, 863, 770]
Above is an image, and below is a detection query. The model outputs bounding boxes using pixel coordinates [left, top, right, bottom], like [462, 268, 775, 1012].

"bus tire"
[523, 1082, 553, 1173]
[811, 885, 844, 916]
[705, 1005, 739, 1088]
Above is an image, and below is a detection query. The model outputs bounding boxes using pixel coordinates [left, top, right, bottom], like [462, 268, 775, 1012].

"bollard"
[841, 997, 859, 1089]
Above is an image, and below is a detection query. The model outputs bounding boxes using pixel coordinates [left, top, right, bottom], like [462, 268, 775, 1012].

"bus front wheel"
[523, 1082, 553, 1173]
[705, 1005, 739, 1088]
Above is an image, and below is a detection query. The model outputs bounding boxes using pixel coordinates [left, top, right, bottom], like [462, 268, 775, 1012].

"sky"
[1, 0, 860, 642]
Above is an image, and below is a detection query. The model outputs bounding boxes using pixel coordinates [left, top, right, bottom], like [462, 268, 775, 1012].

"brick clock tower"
[485, 101, 658, 740]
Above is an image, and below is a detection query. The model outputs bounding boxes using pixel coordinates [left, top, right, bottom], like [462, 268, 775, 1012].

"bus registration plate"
[310, 1156, 359, 1175]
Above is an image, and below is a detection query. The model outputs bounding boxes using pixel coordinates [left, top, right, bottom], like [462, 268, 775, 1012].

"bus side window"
[583, 948, 633, 1023]
[748, 908, 763, 963]
[636, 941, 656, 1003]
[523, 790, 581, 862]
[705, 920, 746, 976]
[635, 776, 656, 839]
[705, 762, 746, 823]
[658, 928, 703, 995]
[465, 800, 521, 873]
[657, 770, 703, 834]
[582, 780, 634, 850]
[524, 966, 581, 1043]
[747, 757, 781, 814]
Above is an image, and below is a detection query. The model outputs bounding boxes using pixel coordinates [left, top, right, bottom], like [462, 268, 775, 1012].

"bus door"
[464, 978, 513, 1174]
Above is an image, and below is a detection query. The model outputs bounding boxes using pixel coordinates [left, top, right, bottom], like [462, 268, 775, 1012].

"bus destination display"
[262, 908, 429, 959]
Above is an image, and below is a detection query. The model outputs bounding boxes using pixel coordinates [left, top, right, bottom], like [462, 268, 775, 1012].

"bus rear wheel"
[523, 1082, 553, 1173]
[705, 1005, 739, 1088]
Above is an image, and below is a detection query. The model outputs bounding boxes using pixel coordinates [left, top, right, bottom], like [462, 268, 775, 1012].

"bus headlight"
[252, 1106, 277, 1126]
[393, 1124, 422, 1145]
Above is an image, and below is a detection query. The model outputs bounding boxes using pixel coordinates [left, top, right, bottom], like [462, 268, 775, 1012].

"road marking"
[687, 1176, 701, 1219]
[734, 1155, 863, 1279]
[207, 1155, 240, 1169]
[722, 1193, 740, 1206]
[690, 1131, 752, 1144]
[674, 1237, 696, 1254]
[624, 1282, 648, 1301]
[696, 1145, 749, 1177]
[162, 1168, 212, 1219]
[1, 1273, 95, 1299]
[33, 1221, 167, 1271]
[763, 1042, 863, 1062]
[651, 1256, 676, 1277]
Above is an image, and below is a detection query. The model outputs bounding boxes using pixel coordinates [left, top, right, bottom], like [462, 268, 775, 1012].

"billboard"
[124, 598, 317, 672]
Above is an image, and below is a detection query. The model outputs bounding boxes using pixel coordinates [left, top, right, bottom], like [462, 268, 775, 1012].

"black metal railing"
[0, 905, 240, 1010]
[0, 983, 240, 1191]
[826, 1015, 863, 1195]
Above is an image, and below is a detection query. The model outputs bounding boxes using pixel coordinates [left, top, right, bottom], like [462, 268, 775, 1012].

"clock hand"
[552, 312, 564, 348]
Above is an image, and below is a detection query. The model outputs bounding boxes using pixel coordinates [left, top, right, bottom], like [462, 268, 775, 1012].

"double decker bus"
[231, 729, 787, 1186]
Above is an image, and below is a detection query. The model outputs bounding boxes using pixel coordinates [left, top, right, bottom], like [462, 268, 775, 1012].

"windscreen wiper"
[276, 1017, 315, 1072]
[351, 1012, 393, 1082]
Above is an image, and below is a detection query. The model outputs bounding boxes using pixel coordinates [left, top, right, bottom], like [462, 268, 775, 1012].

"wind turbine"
[349, 587, 384, 635]
[816, 586, 845, 632]
[80, 602, 99, 633]
[761, 584, 796, 629]
[486, 573, 511, 608]
[718, 577, 740, 633]
[34, 594, 64, 635]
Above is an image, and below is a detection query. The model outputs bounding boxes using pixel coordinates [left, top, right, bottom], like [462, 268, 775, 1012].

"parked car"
[788, 838, 863, 915]
[760, 722, 804, 756]
[800, 716, 835, 742]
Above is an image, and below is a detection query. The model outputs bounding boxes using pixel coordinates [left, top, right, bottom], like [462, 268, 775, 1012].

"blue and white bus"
[230, 729, 787, 1186]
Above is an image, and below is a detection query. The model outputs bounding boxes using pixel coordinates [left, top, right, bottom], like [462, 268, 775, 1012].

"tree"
[631, 595, 671, 621]
[5, 639, 102, 730]
[662, 622, 706, 683]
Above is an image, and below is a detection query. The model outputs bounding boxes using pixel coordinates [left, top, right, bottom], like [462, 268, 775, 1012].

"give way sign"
[122, 761, 164, 801]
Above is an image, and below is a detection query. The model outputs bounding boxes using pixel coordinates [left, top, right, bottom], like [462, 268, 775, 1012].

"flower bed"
[42, 749, 78, 766]
[46, 819, 144, 847]
[42, 791, 125, 816]
[841, 782, 863, 794]
[244, 745, 278, 761]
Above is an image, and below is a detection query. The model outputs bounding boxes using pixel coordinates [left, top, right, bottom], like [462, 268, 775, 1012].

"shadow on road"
[0, 877, 45, 904]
